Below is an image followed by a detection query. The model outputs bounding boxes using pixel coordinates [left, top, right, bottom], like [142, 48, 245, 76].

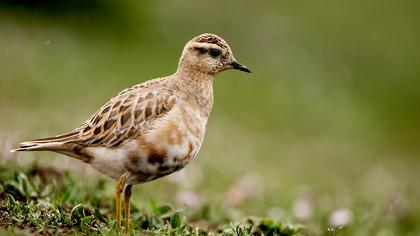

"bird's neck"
[172, 69, 214, 118]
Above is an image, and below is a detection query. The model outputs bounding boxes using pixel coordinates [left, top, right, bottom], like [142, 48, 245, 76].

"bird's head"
[177, 33, 251, 76]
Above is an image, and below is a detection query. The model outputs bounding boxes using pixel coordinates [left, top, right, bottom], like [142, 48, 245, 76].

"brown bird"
[11, 33, 251, 232]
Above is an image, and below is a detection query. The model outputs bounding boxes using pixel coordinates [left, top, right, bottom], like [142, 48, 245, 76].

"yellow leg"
[124, 184, 133, 233]
[115, 173, 128, 232]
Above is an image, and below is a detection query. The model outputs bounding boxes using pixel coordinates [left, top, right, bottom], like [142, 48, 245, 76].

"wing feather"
[76, 82, 176, 147]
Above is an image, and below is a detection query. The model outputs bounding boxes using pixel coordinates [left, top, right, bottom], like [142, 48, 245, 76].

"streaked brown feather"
[13, 77, 177, 154]
[76, 80, 177, 148]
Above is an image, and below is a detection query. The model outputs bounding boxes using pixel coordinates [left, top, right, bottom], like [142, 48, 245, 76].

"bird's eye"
[209, 48, 221, 58]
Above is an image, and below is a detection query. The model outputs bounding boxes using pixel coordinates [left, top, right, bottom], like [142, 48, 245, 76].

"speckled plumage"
[12, 33, 251, 232]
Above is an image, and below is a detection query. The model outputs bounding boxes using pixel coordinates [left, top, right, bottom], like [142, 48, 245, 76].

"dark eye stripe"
[193, 47, 207, 54]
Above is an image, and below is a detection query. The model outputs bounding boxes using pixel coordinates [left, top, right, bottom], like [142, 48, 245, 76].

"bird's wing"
[75, 84, 177, 148]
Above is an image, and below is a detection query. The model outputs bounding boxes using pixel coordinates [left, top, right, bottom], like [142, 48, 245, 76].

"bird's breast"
[123, 103, 208, 183]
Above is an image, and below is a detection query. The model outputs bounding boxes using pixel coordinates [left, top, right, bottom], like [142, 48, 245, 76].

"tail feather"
[26, 131, 79, 144]
[11, 142, 66, 152]
[11, 131, 80, 152]
[11, 131, 92, 163]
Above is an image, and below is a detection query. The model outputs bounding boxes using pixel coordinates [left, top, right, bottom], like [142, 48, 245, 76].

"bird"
[11, 33, 251, 232]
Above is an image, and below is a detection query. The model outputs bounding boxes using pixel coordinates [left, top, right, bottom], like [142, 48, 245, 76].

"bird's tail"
[11, 131, 79, 152]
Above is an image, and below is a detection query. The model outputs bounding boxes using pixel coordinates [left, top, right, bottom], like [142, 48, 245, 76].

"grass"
[0, 153, 418, 235]
[0, 164, 304, 235]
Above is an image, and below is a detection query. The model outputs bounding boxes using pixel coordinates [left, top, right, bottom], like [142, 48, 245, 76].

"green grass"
[0, 164, 304, 235]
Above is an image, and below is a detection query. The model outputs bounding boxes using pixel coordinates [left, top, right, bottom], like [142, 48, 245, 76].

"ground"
[0, 164, 304, 235]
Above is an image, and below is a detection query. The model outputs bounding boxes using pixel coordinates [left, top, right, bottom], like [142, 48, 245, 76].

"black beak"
[230, 61, 251, 73]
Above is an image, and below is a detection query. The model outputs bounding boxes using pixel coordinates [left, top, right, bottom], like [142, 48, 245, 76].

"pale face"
[178, 33, 251, 75]
[187, 42, 233, 74]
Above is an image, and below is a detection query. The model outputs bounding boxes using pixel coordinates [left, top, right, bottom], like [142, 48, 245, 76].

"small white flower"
[293, 198, 313, 221]
[176, 191, 201, 208]
[225, 174, 262, 206]
[329, 208, 353, 227]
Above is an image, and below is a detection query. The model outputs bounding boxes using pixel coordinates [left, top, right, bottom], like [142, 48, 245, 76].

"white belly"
[87, 147, 127, 180]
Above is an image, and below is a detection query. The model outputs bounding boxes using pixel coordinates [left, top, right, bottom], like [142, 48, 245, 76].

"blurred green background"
[1, 0, 419, 235]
